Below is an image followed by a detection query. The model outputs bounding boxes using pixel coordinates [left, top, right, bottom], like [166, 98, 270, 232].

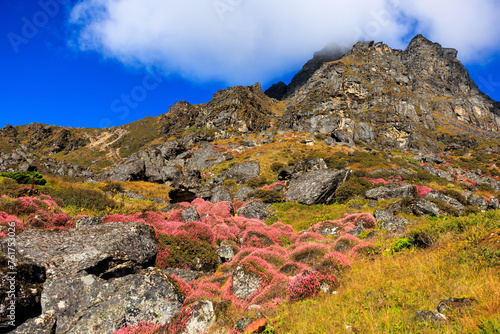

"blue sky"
[2, 0, 500, 129]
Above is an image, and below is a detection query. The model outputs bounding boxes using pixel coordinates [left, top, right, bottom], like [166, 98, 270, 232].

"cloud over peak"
[69, 0, 500, 85]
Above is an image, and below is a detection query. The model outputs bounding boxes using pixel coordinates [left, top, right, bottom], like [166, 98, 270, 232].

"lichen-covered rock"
[0, 256, 46, 331]
[425, 191, 464, 213]
[6, 222, 158, 278]
[9, 311, 57, 334]
[75, 216, 103, 228]
[437, 298, 475, 313]
[236, 200, 269, 221]
[101, 159, 145, 182]
[222, 161, 260, 183]
[488, 197, 500, 210]
[285, 169, 351, 205]
[373, 210, 393, 222]
[40, 269, 184, 334]
[416, 310, 447, 322]
[187, 143, 225, 171]
[413, 199, 442, 217]
[232, 266, 262, 300]
[181, 206, 201, 222]
[183, 300, 216, 334]
[210, 186, 233, 203]
[365, 184, 417, 200]
[379, 216, 409, 236]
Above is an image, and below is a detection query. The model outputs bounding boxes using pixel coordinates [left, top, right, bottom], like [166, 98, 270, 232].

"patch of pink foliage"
[310, 213, 375, 236]
[364, 175, 402, 185]
[112, 322, 162, 334]
[296, 232, 325, 243]
[287, 271, 335, 302]
[340, 213, 376, 229]
[260, 182, 287, 191]
[323, 252, 352, 269]
[414, 185, 433, 197]
[170, 274, 193, 298]
[349, 242, 377, 257]
[0, 212, 25, 238]
[483, 196, 491, 203]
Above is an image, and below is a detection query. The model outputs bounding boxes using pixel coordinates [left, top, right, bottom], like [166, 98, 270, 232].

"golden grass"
[272, 213, 500, 334]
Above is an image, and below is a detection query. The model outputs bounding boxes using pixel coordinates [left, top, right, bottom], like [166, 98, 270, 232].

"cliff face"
[275, 34, 500, 151]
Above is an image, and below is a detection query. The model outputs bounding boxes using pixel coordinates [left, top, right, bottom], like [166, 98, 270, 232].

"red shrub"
[287, 271, 335, 302]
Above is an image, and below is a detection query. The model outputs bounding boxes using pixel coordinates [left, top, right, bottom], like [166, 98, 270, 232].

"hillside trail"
[87, 129, 128, 161]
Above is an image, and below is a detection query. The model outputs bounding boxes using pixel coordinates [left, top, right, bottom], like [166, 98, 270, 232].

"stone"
[236, 186, 254, 201]
[365, 184, 417, 200]
[373, 209, 393, 222]
[0, 257, 46, 331]
[9, 311, 57, 334]
[210, 186, 233, 203]
[234, 317, 254, 332]
[437, 298, 475, 313]
[187, 143, 225, 171]
[102, 159, 145, 182]
[183, 300, 216, 334]
[75, 216, 103, 228]
[379, 216, 409, 235]
[169, 188, 197, 204]
[236, 200, 269, 221]
[223, 161, 261, 183]
[40, 269, 183, 334]
[232, 266, 262, 300]
[467, 194, 488, 208]
[415, 310, 447, 322]
[413, 199, 441, 216]
[162, 268, 202, 283]
[425, 191, 465, 213]
[1, 222, 158, 279]
[285, 169, 351, 205]
[181, 206, 201, 222]
[217, 243, 235, 264]
[487, 197, 500, 210]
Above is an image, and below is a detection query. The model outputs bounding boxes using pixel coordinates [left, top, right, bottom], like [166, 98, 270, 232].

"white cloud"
[68, 0, 500, 85]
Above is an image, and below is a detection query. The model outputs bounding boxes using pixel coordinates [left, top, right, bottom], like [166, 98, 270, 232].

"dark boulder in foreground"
[285, 169, 351, 205]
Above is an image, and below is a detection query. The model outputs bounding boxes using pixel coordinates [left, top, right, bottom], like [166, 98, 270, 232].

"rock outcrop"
[285, 169, 351, 205]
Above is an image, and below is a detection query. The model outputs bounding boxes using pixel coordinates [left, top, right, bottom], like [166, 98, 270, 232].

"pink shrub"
[249, 273, 290, 306]
[240, 255, 277, 284]
[270, 222, 294, 233]
[323, 252, 352, 269]
[155, 247, 172, 269]
[341, 213, 376, 229]
[113, 322, 162, 334]
[349, 242, 377, 258]
[212, 223, 237, 244]
[170, 274, 193, 298]
[15, 197, 41, 214]
[0, 212, 25, 238]
[296, 232, 325, 243]
[287, 271, 335, 302]
[289, 243, 329, 264]
[164, 209, 183, 222]
[181, 221, 214, 244]
[209, 202, 233, 219]
[261, 182, 287, 191]
[414, 185, 433, 197]
[249, 248, 288, 268]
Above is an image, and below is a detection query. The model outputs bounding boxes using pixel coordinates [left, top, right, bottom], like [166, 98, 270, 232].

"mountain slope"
[1, 34, 499, 177]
